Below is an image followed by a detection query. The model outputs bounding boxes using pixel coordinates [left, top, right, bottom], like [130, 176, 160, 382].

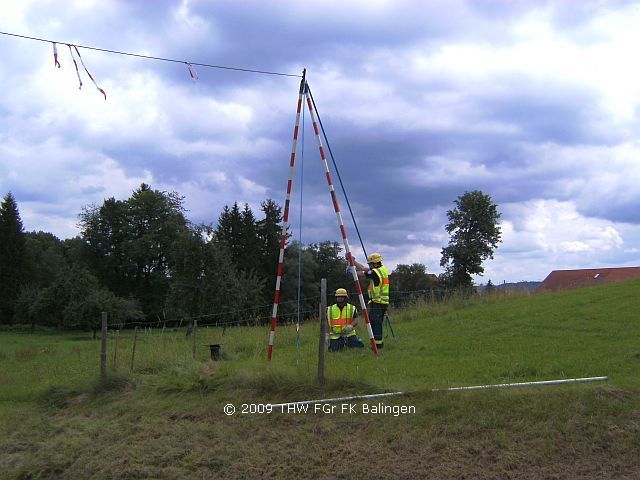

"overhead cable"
[0, 30, 302, 78]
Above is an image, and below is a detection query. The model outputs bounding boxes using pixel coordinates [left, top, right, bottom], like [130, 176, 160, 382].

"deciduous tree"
[307, 241, 349, 297]
[390, 263, 438, 306]
[79, 183, 189, 318]
[440, 190, 502, 289]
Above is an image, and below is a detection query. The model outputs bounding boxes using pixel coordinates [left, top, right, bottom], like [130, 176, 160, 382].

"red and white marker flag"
[52, 43, 61, 68]
[67, 44, 83, 89]
[67, 44, 106, 100]
[186, 63, 198, 80]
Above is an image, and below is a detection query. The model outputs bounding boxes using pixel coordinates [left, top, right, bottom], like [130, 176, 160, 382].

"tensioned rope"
[303, 83, 378, 354]
[307, 85, 368, 259]
[0, 31, 302, 78]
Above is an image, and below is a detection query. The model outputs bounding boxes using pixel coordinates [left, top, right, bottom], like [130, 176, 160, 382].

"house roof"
[537, 266, 640, 293]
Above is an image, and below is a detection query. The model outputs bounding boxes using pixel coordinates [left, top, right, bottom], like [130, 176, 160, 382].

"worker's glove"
[345, 265, 355, 275]
[344, 325, 354, 334]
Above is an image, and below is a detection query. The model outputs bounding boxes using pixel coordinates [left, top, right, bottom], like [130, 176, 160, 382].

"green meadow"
[1, 281, 639, 479]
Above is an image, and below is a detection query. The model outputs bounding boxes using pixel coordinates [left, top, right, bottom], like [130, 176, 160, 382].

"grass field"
[1, 281, 639, 479]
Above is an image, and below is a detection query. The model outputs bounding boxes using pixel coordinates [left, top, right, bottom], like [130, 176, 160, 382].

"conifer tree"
[238, 203, 261, 273]
[0, 192, 26, 323]
[215, 202, 244, 268]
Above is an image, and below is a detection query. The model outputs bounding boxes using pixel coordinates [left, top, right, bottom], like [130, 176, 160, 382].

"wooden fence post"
[130, 326, 138, 372]
[318, 278, 327, 385]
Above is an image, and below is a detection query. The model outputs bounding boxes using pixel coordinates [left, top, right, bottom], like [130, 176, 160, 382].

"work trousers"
[368, 302, 387, 349]
[328, 335, 364, 352]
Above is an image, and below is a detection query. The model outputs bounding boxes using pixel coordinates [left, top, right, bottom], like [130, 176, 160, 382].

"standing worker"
[352, 253, 389, 350]
[327, 288, 364, 352]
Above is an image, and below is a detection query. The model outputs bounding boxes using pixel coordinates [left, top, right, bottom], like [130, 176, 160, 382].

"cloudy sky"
[1, 0, 640, 284]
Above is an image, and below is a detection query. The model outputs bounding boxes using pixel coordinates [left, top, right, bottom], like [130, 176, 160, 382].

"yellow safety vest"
[368, 266, 390, 304]
[327, 303, 357, 340]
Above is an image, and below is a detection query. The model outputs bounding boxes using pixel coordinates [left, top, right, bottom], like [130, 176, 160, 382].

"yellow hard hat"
[335, 288, 348, 297]
[367, 253, 383, 264]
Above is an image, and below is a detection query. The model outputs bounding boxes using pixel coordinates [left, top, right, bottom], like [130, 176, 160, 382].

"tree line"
[0, 186, 501, 330]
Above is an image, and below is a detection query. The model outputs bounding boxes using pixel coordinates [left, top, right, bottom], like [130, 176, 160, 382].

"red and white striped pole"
[304, 86, 379, 355]
[268, 69, 306, 361]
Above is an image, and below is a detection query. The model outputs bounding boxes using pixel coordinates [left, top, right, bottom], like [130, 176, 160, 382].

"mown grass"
[1, 281, 639, 479]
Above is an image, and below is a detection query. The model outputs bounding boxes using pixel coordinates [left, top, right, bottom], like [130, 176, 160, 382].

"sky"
[1, 0, 640, 284]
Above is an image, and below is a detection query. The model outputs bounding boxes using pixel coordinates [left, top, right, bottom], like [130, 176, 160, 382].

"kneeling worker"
[327, 288, 364, 352]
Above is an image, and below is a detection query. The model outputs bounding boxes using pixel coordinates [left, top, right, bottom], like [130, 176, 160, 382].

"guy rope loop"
[267, 71, 379, 360]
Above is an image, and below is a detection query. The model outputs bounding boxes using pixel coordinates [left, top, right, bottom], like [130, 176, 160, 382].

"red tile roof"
[537, 267, 640, 293]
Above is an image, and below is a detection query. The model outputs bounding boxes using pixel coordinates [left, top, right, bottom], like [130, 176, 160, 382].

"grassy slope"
[1, 281, 639, 479]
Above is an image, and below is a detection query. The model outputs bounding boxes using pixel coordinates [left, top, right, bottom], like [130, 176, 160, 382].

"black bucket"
[208, 344, 223, 361]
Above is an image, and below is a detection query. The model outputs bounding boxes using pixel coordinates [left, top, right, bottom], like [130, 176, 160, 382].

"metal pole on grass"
[385, 313, 396, 339]
[100, 312, 107, 379]
[318, 278, 327, 385]
[432, 376, 609, 392]
[272, 391, 407, 410]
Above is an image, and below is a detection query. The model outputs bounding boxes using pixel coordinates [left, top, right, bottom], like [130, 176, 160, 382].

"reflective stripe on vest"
[367, 265, 389, 304]
[327, 303, 356, 339]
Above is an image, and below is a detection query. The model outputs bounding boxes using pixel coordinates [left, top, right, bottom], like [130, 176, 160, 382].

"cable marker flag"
[72, 45, 106, 100]
[52, 42, 61, 68]
[67, 44, 83, 89]
[186, 62, 199, 80]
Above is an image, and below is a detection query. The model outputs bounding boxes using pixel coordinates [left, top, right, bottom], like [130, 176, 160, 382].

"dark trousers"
[368, 302, 387, 348]
[328, 335, 365, 352]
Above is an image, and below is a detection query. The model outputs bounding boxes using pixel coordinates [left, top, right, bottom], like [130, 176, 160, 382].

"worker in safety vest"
[327, 288, 364, 352]
[352, 252, 389, 350]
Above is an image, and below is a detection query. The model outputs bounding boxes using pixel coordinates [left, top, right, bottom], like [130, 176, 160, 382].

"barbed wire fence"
[10, 286, 533, 377]
[59, 285, 531, 332]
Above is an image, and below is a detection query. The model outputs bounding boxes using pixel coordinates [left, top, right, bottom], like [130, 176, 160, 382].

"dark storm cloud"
[185, 2, 449, 65]
[584, 202, 640, 225]
[474, 78, 618, 146]
[47, 0, 618, 231]
[282, 67, 628, 232]
[151, 0, 544, 87]
[2, 0, 640, 282]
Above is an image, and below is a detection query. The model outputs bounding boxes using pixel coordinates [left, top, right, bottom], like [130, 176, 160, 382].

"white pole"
[271, 391, 406, 410]
[269, 376, 608, 410]
[432, 376, 608, 392]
